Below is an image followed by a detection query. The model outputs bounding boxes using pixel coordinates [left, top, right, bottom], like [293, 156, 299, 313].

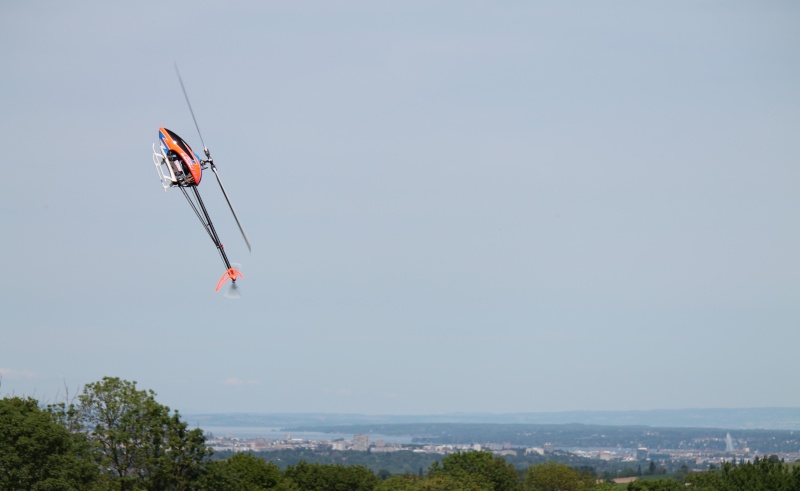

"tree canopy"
[523, 461, 596, 491]
[0, 396, 97, 490]
[76, 376, 211, 490]
[429, 450, 520, 491]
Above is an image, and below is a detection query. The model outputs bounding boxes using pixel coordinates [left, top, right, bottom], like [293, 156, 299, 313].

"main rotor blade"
[211, 166, 252, 252]
[174, 63, 209, 157]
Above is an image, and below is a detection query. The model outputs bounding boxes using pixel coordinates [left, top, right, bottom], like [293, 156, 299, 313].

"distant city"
[203, 427, 800, 470]
[189, 408, 800, 471]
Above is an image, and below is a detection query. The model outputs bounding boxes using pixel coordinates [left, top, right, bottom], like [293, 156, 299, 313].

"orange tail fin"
[216, 268, 244, 291]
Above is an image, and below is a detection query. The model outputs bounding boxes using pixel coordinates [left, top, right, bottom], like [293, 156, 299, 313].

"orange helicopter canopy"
[158, 127, 202, 185]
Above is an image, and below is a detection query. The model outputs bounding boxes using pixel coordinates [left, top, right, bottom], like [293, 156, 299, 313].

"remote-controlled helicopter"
[152, 66, 251, 294]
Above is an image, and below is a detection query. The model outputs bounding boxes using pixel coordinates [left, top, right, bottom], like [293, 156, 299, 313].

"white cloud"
[223, 377, 261, 386]
[0, 368, 37, 379]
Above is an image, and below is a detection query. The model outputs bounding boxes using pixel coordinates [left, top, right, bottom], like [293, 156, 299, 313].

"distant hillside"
[187, 407, 800, 431]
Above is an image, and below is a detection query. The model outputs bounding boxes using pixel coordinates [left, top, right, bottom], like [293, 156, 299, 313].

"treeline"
[229, 447, 634, 478]
[629, 458, 800, 490]
[212, 448, 442, 476]
[2, 377, 800, 490]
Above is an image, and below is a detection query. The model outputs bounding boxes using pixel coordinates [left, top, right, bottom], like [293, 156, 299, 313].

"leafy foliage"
[77, 376, 211, 490]
[240, 448, 442, 476]
[429, 450, 520, 491]
[201, 452, 284, 490]
[284, 461, 379, 491]
[376, 474, 493, 491]
[625, 479, 688, 491]
[0, 396, 98, 490]
[523, 461, 596, 491]
[686, 458, 800, 491]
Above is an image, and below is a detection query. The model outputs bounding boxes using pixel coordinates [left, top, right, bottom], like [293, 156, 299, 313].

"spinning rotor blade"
[212, 166, 252, 251]
[224, 263, 243, 298]
[224, 281, 241, 299]
[175, 63, 251, 253]
[174, 63, 209, 157]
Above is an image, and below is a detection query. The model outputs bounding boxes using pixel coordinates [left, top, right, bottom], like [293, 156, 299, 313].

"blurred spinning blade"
[224, 263, 243, 299]
[224, 281, 241, 299]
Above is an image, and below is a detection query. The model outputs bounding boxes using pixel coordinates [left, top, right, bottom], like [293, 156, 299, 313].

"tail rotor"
[216, 266, 244, 293]
[224, 281, 241, 299]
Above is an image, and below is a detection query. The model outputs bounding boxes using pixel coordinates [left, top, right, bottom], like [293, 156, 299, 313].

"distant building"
[250, 439, 269, 451]
[353, 434, 369, 451]
[371, 445, 399, 453]
[637, 448, 649, 460]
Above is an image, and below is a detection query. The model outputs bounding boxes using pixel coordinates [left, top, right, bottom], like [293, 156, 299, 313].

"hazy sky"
[1, 1, 798, 416]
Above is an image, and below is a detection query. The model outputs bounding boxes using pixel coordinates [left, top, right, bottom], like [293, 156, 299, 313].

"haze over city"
[1, 2, 798, 416]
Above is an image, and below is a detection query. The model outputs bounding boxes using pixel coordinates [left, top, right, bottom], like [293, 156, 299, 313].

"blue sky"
[1, 1, 798, 415]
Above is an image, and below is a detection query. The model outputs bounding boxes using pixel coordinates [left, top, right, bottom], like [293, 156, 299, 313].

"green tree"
[376, 474, 492, 491]
[523, 461, 595, 491]
[626, 479, 687, 491]
[674, 465, 689, 482]
[428, 450, 520, 491]
[283, 461, 378, 491]
[0, 396, 98, 490]
[77, 376, 210, 490]
[200, 453, 282, 490]
[687, 459, 800, 491]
